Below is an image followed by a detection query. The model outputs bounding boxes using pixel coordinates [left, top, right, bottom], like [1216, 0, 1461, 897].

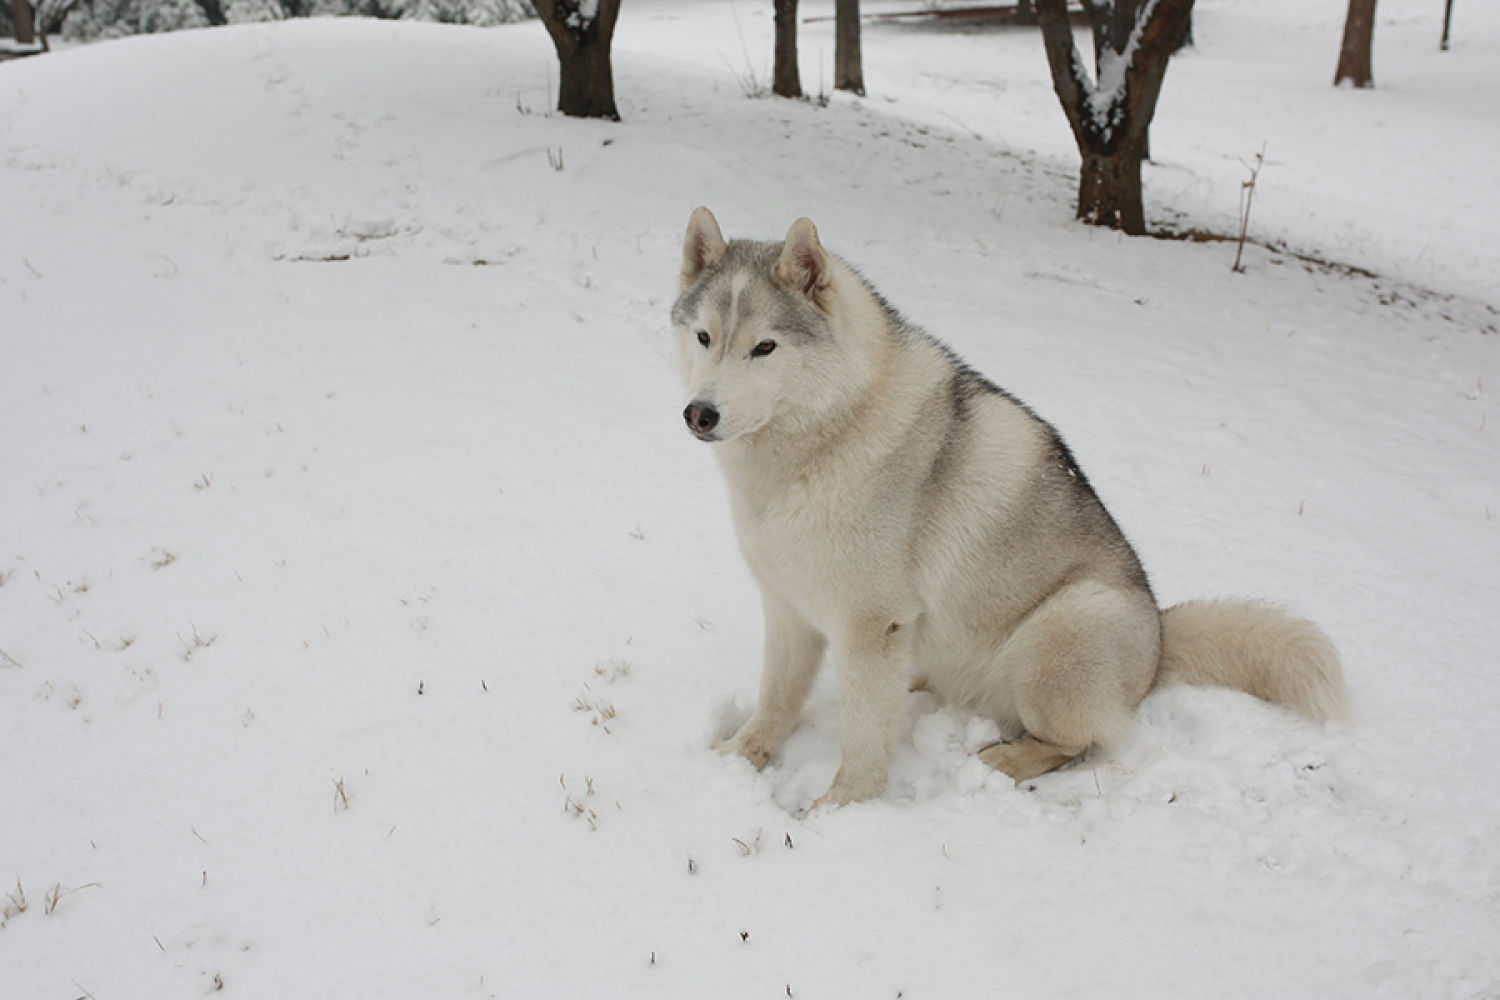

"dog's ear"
[681, 207, 727, 290]
[775, 218, 832, 303]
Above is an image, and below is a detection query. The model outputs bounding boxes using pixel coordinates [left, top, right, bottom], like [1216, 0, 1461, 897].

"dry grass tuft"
[593, 658, 631, 684]
[560, 774, 601, 831]
[43, 881, 100, 916]
[732, 830, 763, 857]
[178, 624, 218, 661]
[572, 685, 617, 733]
[3, 878, 28, 924]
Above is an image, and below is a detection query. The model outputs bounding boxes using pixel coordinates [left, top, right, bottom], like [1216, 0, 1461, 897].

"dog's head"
[670, 207, 845, 444]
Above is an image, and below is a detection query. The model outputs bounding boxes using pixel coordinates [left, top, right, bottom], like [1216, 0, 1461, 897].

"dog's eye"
[751, 340, 778, 358]
[696, 330, 711, 348]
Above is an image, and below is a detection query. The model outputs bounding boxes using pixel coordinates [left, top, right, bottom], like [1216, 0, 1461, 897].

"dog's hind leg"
[978, 580, 1159, 782]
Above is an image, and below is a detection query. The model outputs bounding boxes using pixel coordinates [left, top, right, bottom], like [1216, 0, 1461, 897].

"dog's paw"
[811, 768, 886, 810]
[807, 790, 846, 813]
[977, 736, 1083, 782]
[714, 731, 773, 769]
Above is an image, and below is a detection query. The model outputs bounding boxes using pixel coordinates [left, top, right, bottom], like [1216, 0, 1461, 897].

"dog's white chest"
[727, 461, 906, 628]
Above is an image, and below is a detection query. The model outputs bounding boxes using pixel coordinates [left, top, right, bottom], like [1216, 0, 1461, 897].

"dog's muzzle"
[683, 401, 720, 442]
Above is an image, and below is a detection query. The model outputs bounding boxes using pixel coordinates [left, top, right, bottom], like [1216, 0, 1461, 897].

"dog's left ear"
[775, 218, 833, 303]
[681, 207, 727, 290]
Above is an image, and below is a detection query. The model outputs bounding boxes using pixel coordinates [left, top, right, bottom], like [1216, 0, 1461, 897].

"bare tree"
[1035, 0, 1196, 235]
[30, 0, 82, 45]
[192, 0, 226, 25]
[11, 0, 35, 44]
[1334, 0, 1376, 87]
[534, 0, 623, 120]
[835, 0, 863, 95]
[773, 0, 800, 98]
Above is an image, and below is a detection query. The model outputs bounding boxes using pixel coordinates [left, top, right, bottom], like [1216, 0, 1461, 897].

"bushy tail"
[1157, 600, 1347, 722]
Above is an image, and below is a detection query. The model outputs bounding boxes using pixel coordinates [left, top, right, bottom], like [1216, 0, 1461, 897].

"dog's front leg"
[815, 618, 913, 807]
[717, 591, 825, 768]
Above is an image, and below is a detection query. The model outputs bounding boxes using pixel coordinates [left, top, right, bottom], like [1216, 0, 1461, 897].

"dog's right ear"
[681, 207, 727, 290]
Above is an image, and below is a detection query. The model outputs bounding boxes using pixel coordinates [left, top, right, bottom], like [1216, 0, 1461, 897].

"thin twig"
[1233, 142, 1267, 273]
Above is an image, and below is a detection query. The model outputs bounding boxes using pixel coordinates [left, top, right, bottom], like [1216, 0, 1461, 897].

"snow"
[1080, 0, 1158, 136]
[2, 1, 1498, 996]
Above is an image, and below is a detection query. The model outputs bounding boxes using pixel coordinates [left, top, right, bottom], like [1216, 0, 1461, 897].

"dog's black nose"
[684, 402, 719, 434]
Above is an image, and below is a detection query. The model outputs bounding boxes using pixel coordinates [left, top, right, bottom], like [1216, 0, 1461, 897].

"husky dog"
[673, 207, 1345, 807]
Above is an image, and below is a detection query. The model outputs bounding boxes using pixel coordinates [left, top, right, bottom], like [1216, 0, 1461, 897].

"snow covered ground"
[2, 1, 1498, 996]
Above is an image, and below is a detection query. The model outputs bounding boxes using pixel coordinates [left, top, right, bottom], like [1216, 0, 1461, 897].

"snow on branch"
[545, 0, 596, 31]
[565, 0, 596, 30]
[1038, 0, 1189, 150]
[1086, 0, 1162, 135]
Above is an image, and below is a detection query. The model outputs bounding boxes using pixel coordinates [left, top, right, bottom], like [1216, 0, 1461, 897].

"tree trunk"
[1036, 0, 1194, 236]
[1175, 12, 1193, 51]
[12, 0, 35, 44]
[193, 0, 228, 25]
[555, 35, 618, 119]
[1078, 144, 1145, 233]
[773, 0, 801, 98]
[834, 0, 864, 96]
[534, 0, 623, 120]
[1334, 0, 1376, 88]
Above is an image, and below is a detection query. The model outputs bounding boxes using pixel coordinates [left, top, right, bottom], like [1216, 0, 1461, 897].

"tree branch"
[597, 0, 622, 41]
[535, 0, 618, 53]
[1116, 0, 1194, 152]
[1035, 0, 1096, 147]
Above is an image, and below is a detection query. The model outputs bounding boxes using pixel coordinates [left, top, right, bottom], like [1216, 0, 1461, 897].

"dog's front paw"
[812, 768, 886, 810]
[715, 729, 774, 769]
